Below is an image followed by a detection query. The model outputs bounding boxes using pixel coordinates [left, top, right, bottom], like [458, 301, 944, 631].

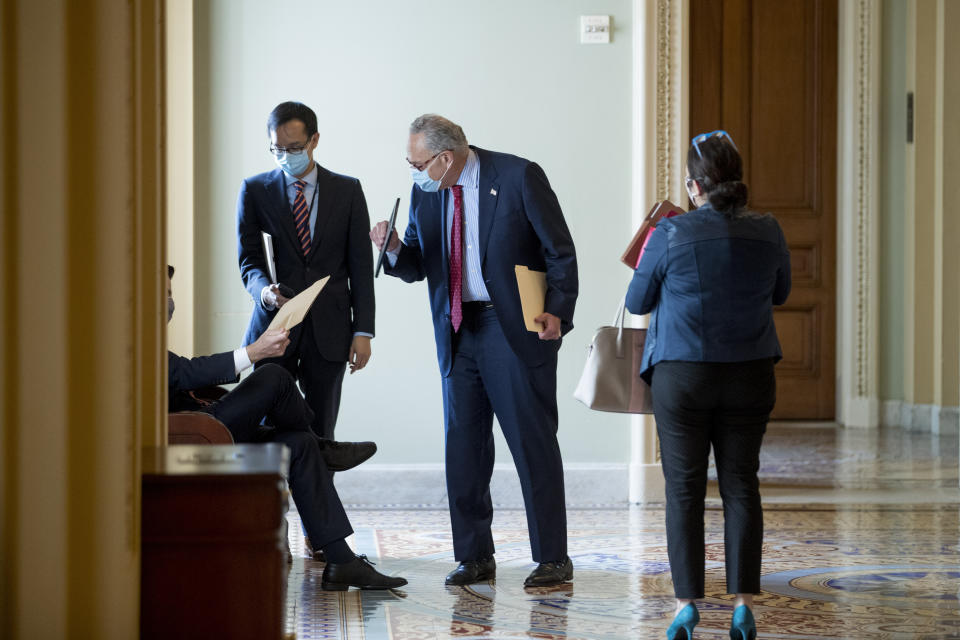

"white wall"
[193, 0, 635, 464]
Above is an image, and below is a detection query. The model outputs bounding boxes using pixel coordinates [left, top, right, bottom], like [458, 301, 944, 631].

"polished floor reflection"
[284, 425, 960, 639]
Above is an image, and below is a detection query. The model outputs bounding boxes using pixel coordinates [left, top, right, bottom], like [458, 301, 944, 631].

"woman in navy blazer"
[626, 131, 790, 640]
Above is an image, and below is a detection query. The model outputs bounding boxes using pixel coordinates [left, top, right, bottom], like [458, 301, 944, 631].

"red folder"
[620, 200, 685, 269]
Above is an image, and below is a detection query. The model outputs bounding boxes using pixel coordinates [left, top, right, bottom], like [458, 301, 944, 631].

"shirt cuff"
[233, 346, 253, 376]
[353, 332, 373, 339]
[260, 285, 277, 310]
[386, 246, 400, 267]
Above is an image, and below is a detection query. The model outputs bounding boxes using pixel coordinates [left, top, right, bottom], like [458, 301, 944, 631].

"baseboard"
[932, 406, 960, 435]
[333, 463, 630, 508]
[879, 400, 959, 434]
[840, 395, 880, 428]
[881, 400, 902, 428]
[628, 463, 665, 504]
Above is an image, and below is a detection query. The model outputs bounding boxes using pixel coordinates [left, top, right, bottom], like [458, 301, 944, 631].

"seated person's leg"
[271, 430, 407, 590]
[204, 365, 376, 471]
[272, 430, 352, 547]
[207, 364, 312, 442]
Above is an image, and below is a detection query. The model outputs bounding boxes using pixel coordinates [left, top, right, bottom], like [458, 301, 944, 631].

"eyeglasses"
[406, 151, 445, 172]
[269, 141, 310, 157]
[691, 130, 738, 159]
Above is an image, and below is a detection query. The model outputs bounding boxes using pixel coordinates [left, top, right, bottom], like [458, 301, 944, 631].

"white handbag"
[573, 298, 654, 414]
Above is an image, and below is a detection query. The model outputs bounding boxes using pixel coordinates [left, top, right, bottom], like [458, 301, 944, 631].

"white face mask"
[275, 149, 312, 178]
[410, 152, 451, 192]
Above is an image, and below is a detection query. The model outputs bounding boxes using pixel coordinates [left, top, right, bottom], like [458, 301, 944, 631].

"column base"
[628, 462, 665, 504]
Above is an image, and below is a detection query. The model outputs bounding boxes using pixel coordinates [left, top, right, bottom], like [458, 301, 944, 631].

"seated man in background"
[167, 265, 406, 591]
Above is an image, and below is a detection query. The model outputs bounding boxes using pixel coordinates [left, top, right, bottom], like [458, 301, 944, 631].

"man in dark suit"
[167, 266, 405, 591]
[370, 114, 578, 587]
[237, 101, 374, 441]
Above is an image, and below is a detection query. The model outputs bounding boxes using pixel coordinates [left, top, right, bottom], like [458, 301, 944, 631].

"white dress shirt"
[232, 346, 252, 376]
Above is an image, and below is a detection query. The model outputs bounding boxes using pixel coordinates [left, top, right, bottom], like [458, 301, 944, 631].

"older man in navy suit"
[370, 114, 578, 587]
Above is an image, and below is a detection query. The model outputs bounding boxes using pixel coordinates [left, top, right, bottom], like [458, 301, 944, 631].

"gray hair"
[409, 114, 469, 154]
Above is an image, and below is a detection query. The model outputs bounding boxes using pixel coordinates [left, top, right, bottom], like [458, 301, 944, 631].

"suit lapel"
[264, 169, 303, 260]
[308, 165, 334, 261]
[475, 147, 500, 264]
[413, 188, 449, 290]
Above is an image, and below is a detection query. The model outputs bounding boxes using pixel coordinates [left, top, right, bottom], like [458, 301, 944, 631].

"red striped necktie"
[450, 185, 464, 332]
[292, 180, 311, 256]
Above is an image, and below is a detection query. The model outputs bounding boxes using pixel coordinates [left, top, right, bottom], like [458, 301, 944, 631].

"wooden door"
[690, 0, 837, 419]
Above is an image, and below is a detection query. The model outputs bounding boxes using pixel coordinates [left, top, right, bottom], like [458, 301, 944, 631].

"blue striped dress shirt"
[446, 149, 490, 302]
[388, 149, 491, 301]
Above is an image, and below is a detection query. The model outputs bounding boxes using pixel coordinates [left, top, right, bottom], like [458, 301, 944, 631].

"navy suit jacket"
[237, 165, 374, 361]
[385, 147, 578, 377]
[625, 205, 791, 382]
[167, 350, 237, 412]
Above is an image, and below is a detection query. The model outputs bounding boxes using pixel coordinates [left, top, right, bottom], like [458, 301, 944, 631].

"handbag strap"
[613, 297, 627, 359]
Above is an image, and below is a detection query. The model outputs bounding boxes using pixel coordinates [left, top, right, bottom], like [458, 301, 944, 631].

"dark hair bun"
[707, 181, 748, 213]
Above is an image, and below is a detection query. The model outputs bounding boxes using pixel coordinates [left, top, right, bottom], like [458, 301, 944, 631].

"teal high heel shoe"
[666, 603, 699, 640]
[730, 605, 757, 640]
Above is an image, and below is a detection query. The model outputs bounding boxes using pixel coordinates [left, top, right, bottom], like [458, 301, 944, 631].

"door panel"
[690, 0, 837, 419]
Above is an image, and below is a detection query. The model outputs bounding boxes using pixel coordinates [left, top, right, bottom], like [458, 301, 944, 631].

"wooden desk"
[141, 444, 289, 640]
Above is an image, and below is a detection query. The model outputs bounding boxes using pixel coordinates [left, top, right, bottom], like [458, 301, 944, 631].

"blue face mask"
[275, 149, 312, 178]
[410, 153, 450, 192]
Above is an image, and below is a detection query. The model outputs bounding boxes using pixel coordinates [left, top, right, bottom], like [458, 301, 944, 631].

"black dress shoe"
[524, 556, 573, 587]
[321, 555, 407, 591]
[317, 439, 377, 472]
[444, 557, 496, 586]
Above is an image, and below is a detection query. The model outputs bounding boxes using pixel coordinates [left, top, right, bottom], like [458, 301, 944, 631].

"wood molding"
[1, 1, 166, 636]
[838, 0, 881, 426]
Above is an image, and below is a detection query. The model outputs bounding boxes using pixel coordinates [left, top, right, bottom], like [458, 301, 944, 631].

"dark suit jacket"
[625, 205, 791, 382]
[167, 350, 237, 412]
[385, 146, 578, 377]
[237, 164, 374, 361]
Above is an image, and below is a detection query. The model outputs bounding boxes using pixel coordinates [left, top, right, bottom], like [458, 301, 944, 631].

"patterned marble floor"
[747, 423, 958, 490]
[284, 426, 960, 639]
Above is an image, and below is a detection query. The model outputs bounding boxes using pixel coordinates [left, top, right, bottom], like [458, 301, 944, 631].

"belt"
[461, 300, 494, 313]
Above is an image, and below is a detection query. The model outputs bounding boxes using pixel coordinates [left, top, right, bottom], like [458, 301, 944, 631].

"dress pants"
[205, 364, 353, 548]
[258, 319, 347, 440]
[442, 304, 567, 563]
[650, 358, 775, 599]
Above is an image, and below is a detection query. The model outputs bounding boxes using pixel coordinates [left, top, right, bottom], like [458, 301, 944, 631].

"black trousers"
[259, 319, 347, 440]
[650, 358, 775, 599]
[442, 305, 567, 563]
[204, 364, 353, 548]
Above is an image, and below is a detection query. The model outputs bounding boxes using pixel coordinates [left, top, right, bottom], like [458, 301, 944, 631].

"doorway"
[689, 0, 838, 419]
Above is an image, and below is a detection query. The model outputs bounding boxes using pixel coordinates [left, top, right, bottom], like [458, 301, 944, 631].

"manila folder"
[266, 276, 329, 332]
[515, 265, 547, 332]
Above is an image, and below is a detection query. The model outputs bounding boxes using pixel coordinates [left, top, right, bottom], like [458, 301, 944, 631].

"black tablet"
[375, 197, 400, 278]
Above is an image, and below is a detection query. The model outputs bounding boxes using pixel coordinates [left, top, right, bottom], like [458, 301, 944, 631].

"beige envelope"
[266, 276, 329, 332]
[515, 265, 547, 332]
